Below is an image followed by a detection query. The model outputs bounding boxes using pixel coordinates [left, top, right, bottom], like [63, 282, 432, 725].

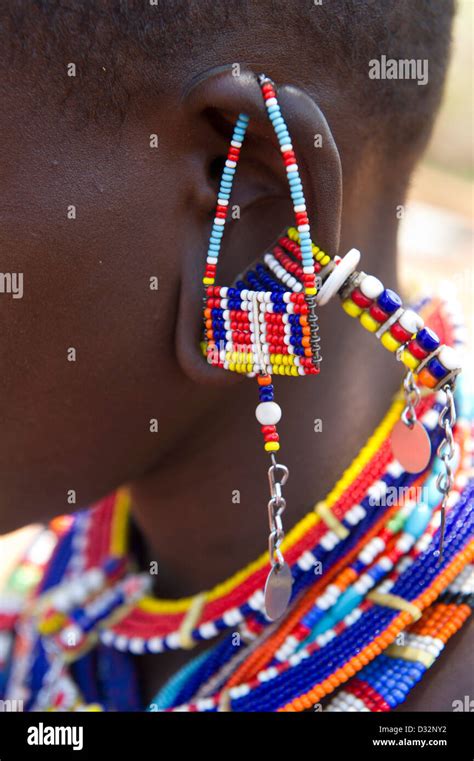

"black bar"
[0, 711, 472, 759]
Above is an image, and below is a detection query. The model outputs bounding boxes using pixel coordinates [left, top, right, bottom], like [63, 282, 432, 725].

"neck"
[129, 291, 400, 599]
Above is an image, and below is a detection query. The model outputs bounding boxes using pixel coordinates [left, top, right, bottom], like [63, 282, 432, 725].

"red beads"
[351, 288, 373, 309]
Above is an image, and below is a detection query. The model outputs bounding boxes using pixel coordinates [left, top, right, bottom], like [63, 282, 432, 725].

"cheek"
[0, 194, 190, 531]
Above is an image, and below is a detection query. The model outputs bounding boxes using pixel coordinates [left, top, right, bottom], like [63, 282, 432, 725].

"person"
[0, 0, 471, 712]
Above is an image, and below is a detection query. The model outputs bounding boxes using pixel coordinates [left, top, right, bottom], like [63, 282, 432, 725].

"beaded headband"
[200, 74, 463, 621]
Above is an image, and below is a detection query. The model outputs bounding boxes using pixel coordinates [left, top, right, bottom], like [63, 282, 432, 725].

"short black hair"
[0, 0, 456, 150]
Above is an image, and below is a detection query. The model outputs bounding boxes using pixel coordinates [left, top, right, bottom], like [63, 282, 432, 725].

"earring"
[201, 74, 324, 620]
[200, 73, 463, 618]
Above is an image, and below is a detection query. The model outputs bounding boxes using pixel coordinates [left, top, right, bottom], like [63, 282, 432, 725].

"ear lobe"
[175, 67, 342, 386]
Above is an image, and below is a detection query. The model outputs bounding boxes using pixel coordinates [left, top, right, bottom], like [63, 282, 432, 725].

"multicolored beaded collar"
[0, 298, 472, 712]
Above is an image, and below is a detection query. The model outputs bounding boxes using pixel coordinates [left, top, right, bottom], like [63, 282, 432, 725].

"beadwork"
[202, 77, 323, 383]
[0, 298, 471, 713]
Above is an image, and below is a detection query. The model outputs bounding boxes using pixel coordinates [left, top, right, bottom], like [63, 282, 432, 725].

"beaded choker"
[0, 298, 472, 712]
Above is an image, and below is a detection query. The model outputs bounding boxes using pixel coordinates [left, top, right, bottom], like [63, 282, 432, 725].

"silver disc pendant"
[264, 563, 293, 621]
[390, 419, 432, 473]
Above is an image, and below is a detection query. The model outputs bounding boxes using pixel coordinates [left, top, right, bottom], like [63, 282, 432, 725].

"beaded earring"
[201, 73, 463, 619]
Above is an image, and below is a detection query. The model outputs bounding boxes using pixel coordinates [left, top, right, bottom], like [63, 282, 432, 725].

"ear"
[175, 66, 342, 385]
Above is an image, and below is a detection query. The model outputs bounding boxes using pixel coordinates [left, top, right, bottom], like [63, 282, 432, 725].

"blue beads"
[404, 502, 432, 539]
[428, 356, 449, 380]
[259, 384, 274, 402]
[378, 288, 402, 314]
[331, 586, 364, 622]
[416, 327, 440, 353]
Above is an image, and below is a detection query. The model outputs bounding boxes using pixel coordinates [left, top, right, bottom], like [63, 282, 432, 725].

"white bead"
[146, 637, 163, 653]
[379, 557, 393, 571]
[421, 409, 439, 430]
[100, 630, 115, 646]
[399, 308, 424, 334]
[387, 460, 404, 478]
[69, 580, 88, 604]
[255, 401, 282, 426]
[85, 568, 105, 592]
[439, 345, 462, 371]
[129, 637, 145, 654]
[396, 534, 414, 552]
[52, 588, 71, 612]
[360, 274, 384, 300]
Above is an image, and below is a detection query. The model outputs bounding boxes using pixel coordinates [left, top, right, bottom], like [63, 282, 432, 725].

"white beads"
[399, 308, 424, 334]
[360, 274, 384, 300]
[255, 401, 282, 426]
[439, 345, 462, 371]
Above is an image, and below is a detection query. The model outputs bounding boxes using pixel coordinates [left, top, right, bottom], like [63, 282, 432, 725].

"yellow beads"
[342, 299, 363, 318]
[400, 349, 421, 371]
[37, 612, 66, 636]
[360, 312, 380, 333]
[287, 227, 332, 268]
[264, 441, 280, 452]
[380, 332, 401, 353]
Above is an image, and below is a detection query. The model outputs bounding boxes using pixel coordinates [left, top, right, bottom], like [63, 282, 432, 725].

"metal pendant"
[264, 562, 293, 621]
[391, 418, 431, 473]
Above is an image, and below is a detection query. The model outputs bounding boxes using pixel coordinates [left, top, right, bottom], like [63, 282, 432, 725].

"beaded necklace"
[0, 299, 472, 712]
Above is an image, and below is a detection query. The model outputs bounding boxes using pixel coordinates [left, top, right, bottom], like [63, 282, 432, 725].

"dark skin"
[0, 47, 471, 708]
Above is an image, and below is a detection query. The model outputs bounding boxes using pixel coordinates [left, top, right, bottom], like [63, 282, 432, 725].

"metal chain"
[435, 383, 457, 561]
[267, 454, 289, 570]
[395, 345, 421, 428]
[401, 369, 421, 428]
